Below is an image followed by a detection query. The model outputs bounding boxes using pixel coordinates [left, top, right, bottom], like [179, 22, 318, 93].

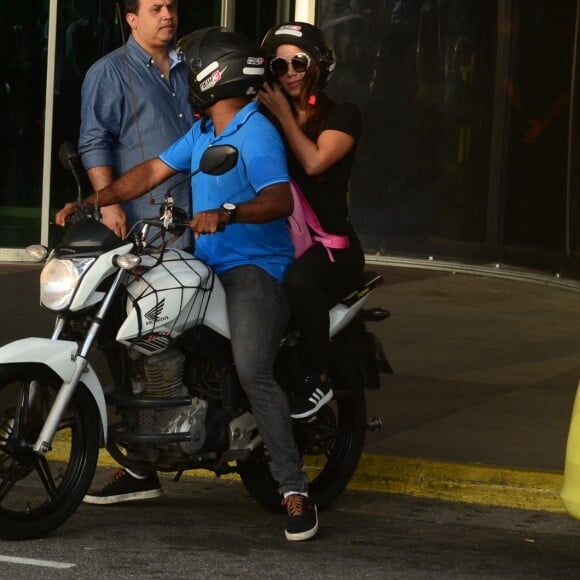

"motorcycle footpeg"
[367, 417, 383, 432]
[362, 307, 390, 322]
[216, 449, 252, 465]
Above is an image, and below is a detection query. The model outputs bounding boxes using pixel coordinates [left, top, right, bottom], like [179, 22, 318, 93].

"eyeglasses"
[269, 53, 312, 77]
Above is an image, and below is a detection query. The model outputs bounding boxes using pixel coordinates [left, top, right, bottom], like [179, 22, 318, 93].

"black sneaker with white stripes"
[289, 375, 334, 419]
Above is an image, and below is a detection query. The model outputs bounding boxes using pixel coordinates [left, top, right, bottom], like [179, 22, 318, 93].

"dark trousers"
[284, 234, 364, 374]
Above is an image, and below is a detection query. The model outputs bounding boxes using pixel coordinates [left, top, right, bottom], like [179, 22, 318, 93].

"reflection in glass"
[0, 1, 48, 247]
[319, 0, 578, 276]
[500, 4, 574, 259]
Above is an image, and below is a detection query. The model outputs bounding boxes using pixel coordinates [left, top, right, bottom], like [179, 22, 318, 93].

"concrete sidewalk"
[2, 260, 580, 515]
[361, 262, 580, 513]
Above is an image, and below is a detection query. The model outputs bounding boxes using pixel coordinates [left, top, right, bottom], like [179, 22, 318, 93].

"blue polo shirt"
[160, 101, 294, 281]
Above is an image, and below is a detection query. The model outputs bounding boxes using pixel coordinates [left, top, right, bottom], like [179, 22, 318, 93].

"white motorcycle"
[0, 143, 390, 540]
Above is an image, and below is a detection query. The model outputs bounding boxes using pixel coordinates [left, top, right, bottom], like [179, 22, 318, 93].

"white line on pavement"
[0, 555, 76, 569]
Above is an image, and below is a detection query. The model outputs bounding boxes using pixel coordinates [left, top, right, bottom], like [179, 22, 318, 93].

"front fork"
[32, 268, 126, 454]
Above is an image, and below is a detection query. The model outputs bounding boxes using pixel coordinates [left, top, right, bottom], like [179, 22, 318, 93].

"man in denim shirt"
[79, 0, 194, 504]
[79, 0, 194, 244]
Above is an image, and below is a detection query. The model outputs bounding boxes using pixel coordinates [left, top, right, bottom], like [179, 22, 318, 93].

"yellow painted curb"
[348, 454, 565, 513]
[51, 444, 566, 514]
[303, 453, 564, 513]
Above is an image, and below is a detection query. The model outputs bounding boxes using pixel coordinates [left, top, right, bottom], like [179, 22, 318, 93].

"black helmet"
[261, 22, 336, 89]
[177, 27, 266, 110]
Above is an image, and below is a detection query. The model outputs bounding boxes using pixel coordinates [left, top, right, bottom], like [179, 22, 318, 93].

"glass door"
[0, 1, 49, 248]
[318, 0, 580, 278]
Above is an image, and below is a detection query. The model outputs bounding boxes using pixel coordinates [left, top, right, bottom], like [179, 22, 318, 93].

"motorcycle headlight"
[40, 257, 95, 311]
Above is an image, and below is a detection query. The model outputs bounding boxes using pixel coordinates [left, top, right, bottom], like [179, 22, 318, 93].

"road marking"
[0, 555, 75, 569]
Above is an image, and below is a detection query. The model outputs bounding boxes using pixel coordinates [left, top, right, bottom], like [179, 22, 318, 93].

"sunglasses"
[269, 53, 312, 77]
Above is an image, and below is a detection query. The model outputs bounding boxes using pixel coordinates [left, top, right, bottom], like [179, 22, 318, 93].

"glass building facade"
[1, 0, 579, 279]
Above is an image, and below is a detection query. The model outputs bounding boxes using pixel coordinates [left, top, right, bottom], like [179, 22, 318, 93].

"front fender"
[0, 338, 108, 443]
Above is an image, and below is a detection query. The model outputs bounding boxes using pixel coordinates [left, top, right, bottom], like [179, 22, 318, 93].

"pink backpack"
[288, 180, 350, 262]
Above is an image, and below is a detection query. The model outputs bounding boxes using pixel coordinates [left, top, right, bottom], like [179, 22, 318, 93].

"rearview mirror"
[58, 141, 78, 171]
[199, 145, 238, 176]
[57, 141, 83, 204]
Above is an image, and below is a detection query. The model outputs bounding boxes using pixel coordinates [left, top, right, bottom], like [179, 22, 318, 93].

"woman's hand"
[54, 202, 80, 226]
[259, 82, 293, 122]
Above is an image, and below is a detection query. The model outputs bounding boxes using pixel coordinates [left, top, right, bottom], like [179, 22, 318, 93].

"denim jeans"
[219, 265, 308, 495]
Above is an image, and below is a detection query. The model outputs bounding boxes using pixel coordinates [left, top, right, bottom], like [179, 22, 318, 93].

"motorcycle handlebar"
[138, 218, 191, 231]
[138, 219, 225, 233]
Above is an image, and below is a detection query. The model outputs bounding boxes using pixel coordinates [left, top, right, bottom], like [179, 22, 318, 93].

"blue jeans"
[219, 265, 308, 495]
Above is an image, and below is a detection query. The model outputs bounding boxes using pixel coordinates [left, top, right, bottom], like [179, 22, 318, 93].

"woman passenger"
[259, 22, 365, 419]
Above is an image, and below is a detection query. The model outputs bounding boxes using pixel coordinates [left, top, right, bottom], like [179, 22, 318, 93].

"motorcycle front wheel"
[0, 364, 100, 540]
[238, 383, 366, 513]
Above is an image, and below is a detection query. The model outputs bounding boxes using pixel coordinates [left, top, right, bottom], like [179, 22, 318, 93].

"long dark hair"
[283, 58, 335, 141]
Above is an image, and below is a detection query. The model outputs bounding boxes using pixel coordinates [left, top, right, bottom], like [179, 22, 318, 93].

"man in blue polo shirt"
[56, 27, 318, 542]
[160, 83, 294, 281]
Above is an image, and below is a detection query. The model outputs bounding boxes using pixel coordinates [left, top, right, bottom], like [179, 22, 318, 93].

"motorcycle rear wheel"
[0, 364, 100, 540]
[238, 384, 366, 513]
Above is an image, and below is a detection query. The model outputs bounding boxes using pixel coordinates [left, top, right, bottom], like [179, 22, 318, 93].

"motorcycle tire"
[238, 383, 366, 513]
[0, 364, 100, 540]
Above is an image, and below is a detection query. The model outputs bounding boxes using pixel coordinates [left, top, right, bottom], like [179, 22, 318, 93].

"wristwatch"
[220, 202, 238, 224]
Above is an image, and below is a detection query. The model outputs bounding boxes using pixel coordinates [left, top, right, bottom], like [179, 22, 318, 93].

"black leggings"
[284, 235, 364, 374]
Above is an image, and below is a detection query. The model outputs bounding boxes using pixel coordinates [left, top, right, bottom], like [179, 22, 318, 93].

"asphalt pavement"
[2, 259, 580, 518]
[3, 474, 580, 578]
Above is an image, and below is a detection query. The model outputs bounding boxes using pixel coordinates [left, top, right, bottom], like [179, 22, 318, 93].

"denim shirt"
[79, 35, 195, 239]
